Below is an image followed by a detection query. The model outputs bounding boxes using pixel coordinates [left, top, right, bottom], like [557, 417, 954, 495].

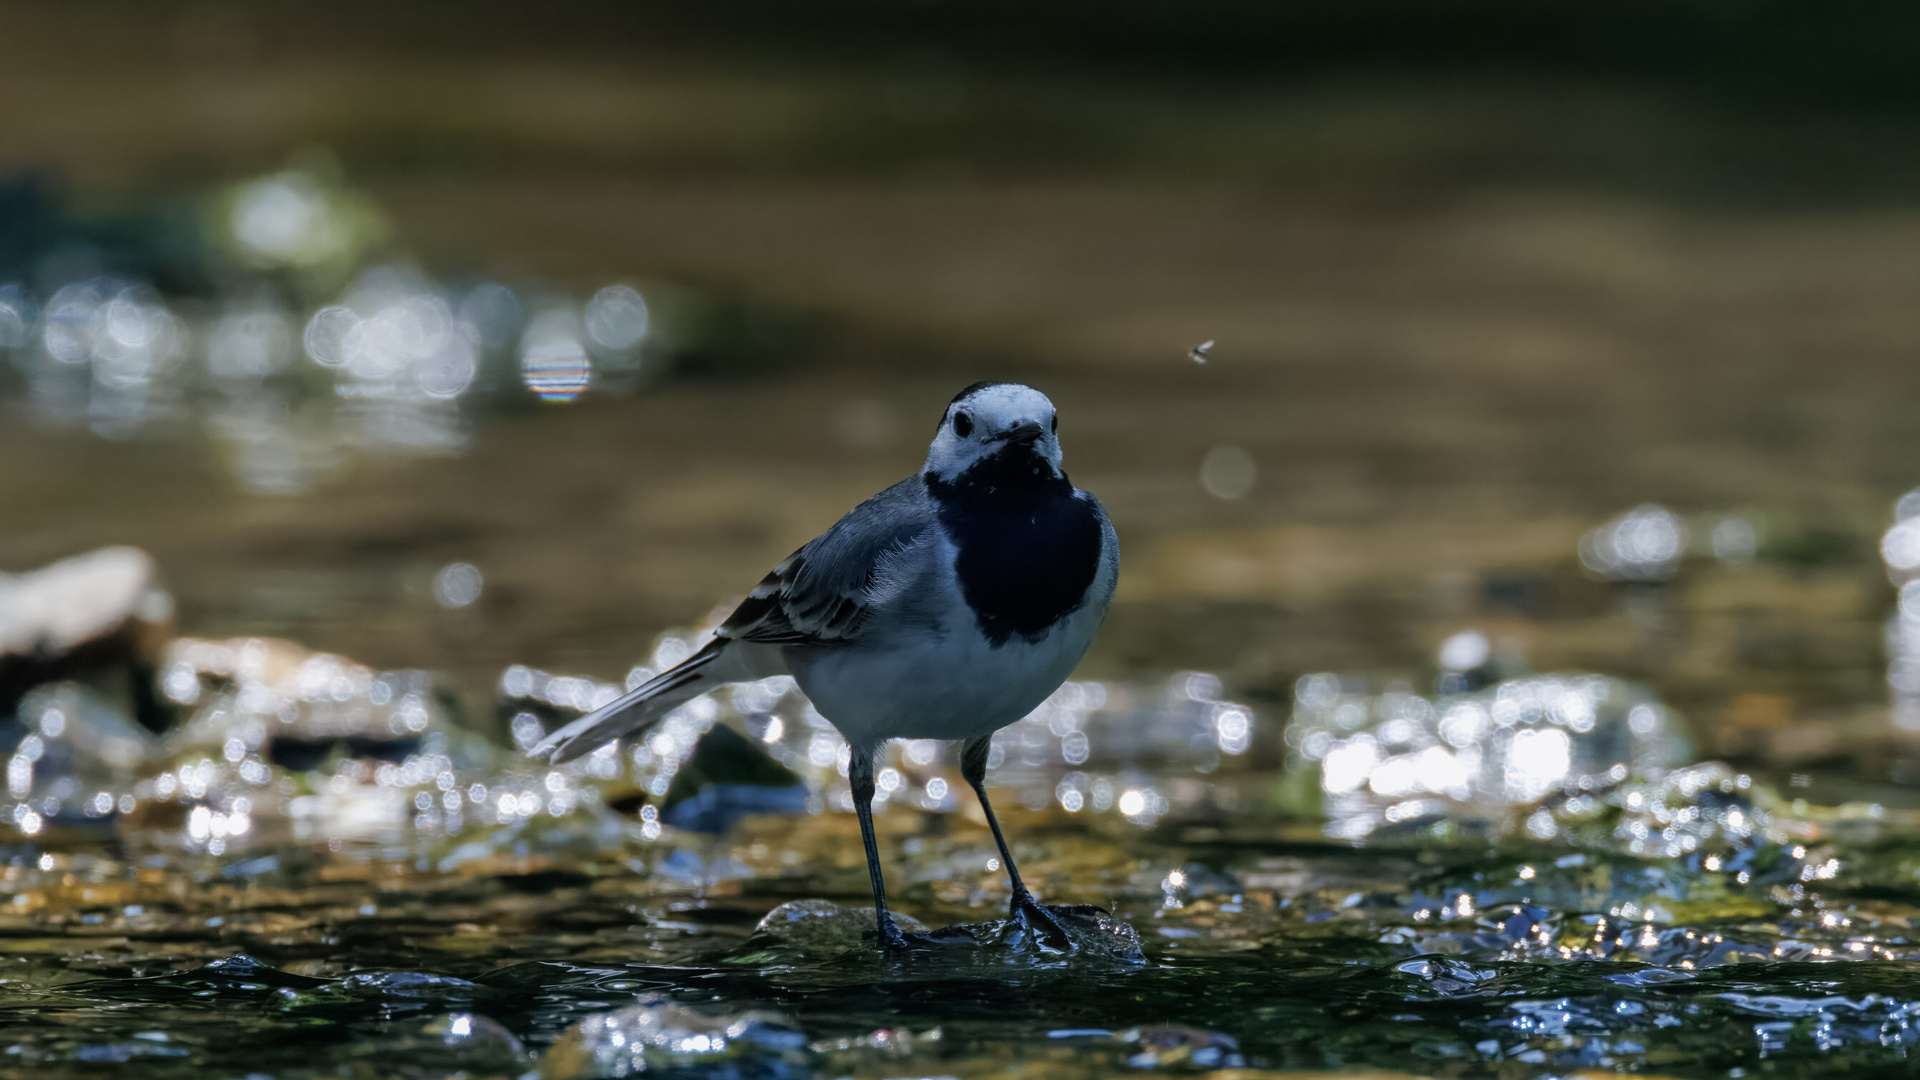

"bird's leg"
[961, 735, 1073, 954]
[849, 750, 910, 951]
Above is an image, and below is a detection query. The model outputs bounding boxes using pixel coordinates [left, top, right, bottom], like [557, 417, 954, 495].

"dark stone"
[659, 723, 808, 834]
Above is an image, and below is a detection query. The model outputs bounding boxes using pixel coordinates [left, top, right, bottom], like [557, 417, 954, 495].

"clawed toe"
[1010, 893, 1075, 954]
[872, 919, 977, 954]
[900, 925, 978, 950]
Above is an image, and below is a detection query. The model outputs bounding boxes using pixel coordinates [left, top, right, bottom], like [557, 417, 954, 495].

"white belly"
[788, 603, 1104, 750]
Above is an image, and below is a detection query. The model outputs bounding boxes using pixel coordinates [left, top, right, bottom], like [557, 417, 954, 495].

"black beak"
[1000, 422, 1046, 445]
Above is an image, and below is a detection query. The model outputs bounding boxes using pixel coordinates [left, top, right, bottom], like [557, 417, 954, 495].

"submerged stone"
[161, 636, 483, 769]
[1290, 672, 1690, 841]
[1553, 760, 1780, 857]
[390, 1013, 528, 1073]
[736, 898, 1144, 967]
[1124, 1024, 1244, 1070]
[339, 970, 481, 997]
[540, 995, 808, 1079]
[3, 681, 159, 831]
[740, 899, 932, 962]
[659, 723, 808, 834]
[180, 954, 332, 991]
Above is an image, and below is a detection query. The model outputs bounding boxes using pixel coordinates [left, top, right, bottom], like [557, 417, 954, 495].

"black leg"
[960, 736, 1073, 953]
[849, 750, 909, 950]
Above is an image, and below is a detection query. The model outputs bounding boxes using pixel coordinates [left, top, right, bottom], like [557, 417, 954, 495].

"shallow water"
[6, 782, 1920, 1079]
[0, 615, 1917, 1078]
[9, 111, 1920, 1080]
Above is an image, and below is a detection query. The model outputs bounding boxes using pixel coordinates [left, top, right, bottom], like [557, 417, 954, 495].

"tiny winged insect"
[1188, 339, 1214, 364]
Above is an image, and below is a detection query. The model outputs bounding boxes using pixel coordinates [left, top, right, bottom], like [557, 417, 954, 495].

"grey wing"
[1086, 488, 1121, 607]
[718, 476, 934, 647]
[1071, 487, 1122, 620]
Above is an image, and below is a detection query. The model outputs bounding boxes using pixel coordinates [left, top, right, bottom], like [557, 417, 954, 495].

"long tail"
[530, 639, 748, 764]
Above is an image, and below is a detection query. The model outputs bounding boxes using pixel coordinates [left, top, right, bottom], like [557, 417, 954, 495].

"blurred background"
[8, 0, 1920, 799]
[16, 9, 1920, 1071]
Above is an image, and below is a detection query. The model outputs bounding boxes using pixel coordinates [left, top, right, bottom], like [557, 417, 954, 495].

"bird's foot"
[872, 915, 977, 953]
[1010, 890, 1075, 955]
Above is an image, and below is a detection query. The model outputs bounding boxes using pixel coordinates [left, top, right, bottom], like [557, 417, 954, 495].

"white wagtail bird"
[531, 382, 1117, 952]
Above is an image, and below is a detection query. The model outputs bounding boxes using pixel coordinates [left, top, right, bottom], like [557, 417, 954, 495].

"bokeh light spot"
[433, 563, 483, 608]
[520, 309, 592, 401]
[1199, 446, 1256, 500]
[584, 285, 650, 350]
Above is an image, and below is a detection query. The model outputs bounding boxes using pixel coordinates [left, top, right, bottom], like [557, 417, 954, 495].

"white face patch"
[922, 383, 1064, 482]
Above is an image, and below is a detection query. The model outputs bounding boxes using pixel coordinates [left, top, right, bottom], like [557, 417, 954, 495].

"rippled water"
[1, 616, 1917, 1078]
[7, 783, 1920, 1079]
[9, 141, 1920, 1079]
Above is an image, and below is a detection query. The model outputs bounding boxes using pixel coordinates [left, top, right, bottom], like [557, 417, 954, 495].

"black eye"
[952, 411, 973, 438]
[1050, 414, 1058, 433]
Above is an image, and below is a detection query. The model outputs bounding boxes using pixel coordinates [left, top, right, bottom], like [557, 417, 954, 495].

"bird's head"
[923, 382, 1064, 486]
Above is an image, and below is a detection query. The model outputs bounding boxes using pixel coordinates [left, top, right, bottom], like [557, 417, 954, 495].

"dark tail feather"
[528, 643, 724, 764]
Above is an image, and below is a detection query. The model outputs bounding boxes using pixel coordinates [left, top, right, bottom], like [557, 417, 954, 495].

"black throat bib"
[925, 447, 1102, 647]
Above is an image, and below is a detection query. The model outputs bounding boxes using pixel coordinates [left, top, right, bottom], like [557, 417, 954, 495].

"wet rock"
[1289, 673, 1689, 841]
[363, 1012, 529, 1075]
[738, 899, 932, 962]
[981, 675, 1259, 823]
[62, 630, 514, 849]
[339, 970, 481, 998]
[737, 899, 1143, 966]
[161, 636, 485, 769]
[0, 546, 173, 732]
[69, 1040, 190, 1065]
[1, 682, 159, 833]
[540, 995, 808, 1079]
[1552, 761, 1780, 858]
[168, 954, 332, 993]
[426, 1012, 526, 1061]
[1394, 956, 1502, 997]
[107, 635, 516, 851]
[1124, 1025, 1244, 1070]
[657, 724, 807, 833]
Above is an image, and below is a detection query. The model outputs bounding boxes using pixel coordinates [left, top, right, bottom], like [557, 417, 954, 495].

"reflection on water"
[0, 168, 663, 495]
[2, 525, 1919, 1076]
[1290, 671, 1685, 844]
[3, 643, 1920, 1078]
[1580, 505, 1687, 582]
[11, 165, 1920, 1079]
